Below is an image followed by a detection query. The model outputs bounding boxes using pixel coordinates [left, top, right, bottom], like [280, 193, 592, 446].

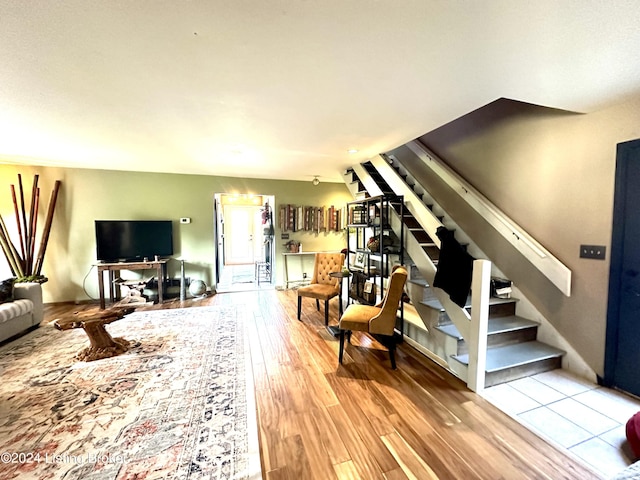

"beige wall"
[0, 165, 351, 303]
[396, 94, 640, 377]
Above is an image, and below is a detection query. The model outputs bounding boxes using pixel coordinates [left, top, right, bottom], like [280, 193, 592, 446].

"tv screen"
[95, 220, 173, 262]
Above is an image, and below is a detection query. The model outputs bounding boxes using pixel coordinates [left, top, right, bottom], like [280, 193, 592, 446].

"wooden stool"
[255, 261, 271, 285]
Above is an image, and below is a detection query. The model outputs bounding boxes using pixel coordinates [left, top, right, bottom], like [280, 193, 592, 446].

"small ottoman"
[626, 411, 640, 460]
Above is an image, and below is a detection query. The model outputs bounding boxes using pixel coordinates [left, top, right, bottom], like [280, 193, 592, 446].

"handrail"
[405, 140, 571, 297]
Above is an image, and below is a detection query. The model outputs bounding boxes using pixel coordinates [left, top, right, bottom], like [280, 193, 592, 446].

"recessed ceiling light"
[347, 149, 359, 154]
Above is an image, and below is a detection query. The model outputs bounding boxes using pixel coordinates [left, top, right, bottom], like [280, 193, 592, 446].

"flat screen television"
[95, 220, 173, 262]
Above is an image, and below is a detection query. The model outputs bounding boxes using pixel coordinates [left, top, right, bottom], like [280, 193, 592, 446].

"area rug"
[0, 306, 261, 480]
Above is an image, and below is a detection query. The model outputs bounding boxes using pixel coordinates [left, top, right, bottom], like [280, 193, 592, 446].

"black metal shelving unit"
[345, 195, 404, 306]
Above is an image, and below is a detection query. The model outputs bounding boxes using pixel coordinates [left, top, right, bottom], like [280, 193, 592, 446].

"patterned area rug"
[0, 306, 261, 480]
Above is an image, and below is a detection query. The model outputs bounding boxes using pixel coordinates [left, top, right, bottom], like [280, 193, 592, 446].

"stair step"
[421, 295, 517, 322]
[402, 216, 422, 229]
[422, 245, 439, 259]
[408, 266, 429, 286]
[421, 295, 516, 312]
[435, 315, 539, 340]
[452, 341, 565, 387]
[411, 229, 434, 243]
[436, 315, 539, 354]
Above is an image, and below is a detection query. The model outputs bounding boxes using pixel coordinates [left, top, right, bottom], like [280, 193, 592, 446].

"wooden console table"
[282, 251, 318, 288]
[96, 260, 167, 309]
[282, 251, 343, 288]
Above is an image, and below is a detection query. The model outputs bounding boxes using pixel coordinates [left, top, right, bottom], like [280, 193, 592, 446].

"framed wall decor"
[278, 204, 341, 234]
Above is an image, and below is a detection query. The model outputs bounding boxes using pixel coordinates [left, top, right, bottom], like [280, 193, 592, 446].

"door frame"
[213, 193, 276, 286]
[604, 138, 640, 388]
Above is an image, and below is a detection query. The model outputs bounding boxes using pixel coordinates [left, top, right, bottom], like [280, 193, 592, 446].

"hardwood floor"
[44, 290, 602, 480]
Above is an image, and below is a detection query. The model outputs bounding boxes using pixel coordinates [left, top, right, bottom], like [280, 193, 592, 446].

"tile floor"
[482, 370, 640, 479]
[216, 263, 275, 293]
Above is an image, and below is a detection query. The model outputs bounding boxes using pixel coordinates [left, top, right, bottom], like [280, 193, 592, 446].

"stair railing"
[469, 259, 492, 393]
[405, 140, 571, 297]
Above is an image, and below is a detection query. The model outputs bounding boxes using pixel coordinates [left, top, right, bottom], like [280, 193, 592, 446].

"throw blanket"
[433, 227, 474, 308]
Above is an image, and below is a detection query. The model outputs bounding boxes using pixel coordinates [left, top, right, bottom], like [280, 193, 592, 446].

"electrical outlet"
[303, 272, 307, 279]
[580, 245, 606, 260]
[180, 217, 191, 224]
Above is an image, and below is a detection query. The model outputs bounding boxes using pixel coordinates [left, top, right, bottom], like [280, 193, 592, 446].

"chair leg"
[297, 296, 302, 320]
[388, 344, 397, 370]
[324, 299, 329, 325]
[346, 330, 352, 344]
[374, 333, 398, 370]
[316, 299, 320, 311]
[339, 329, 345, 364]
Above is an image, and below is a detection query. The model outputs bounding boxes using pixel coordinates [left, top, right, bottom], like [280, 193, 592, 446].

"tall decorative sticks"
[0, 174, 61, 282]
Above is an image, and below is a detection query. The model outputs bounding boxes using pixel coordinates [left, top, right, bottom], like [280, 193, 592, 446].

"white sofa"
[0, 283, 43, 343]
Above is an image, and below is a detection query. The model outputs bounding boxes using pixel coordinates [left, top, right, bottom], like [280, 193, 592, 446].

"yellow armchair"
[297, 252, 345, 325]
[338, 265, 408, 369]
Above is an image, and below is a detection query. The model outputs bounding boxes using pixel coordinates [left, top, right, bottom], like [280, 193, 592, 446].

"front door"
[606, 138, 640, 397]
[223, 205, 256, 265]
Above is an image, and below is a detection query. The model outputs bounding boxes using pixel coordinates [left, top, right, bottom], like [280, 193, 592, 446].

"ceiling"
[1, 1, 639, 183]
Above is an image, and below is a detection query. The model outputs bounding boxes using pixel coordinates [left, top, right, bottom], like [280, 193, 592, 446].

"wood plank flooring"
[44, 290, 602, 480]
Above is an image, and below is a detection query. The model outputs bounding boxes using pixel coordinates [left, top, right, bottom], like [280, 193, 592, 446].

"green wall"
[0, 165, 351, 303]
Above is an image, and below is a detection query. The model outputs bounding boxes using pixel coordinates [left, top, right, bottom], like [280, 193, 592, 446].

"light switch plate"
[580, 245, 606, 260]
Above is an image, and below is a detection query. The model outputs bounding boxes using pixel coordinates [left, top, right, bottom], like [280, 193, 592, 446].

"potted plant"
[284, 240, 300, 253]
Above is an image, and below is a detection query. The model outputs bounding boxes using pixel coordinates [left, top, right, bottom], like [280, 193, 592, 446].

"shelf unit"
[346, 195, 404, 306]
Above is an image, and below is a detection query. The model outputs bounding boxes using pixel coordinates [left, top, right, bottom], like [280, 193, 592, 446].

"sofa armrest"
[13, 283, 44, 324]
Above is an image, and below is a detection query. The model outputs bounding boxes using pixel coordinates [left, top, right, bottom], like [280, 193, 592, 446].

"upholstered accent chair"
[297, 252, 345, 325]
[338, 265, 408, 369]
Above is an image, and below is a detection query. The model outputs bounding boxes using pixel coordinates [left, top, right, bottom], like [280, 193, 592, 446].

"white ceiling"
[1, 1, 639, 183]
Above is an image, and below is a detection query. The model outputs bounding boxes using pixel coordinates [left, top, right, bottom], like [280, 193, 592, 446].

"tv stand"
[96, 260, 168, 309]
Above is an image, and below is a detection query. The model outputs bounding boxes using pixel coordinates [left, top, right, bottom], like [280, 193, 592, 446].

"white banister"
[468, 259, 492, 393]
[406, 140, 572, 297]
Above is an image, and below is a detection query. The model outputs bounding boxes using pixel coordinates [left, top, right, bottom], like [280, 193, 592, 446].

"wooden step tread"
[452, 341, 565, 372]
[435, 315, 539, 340]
